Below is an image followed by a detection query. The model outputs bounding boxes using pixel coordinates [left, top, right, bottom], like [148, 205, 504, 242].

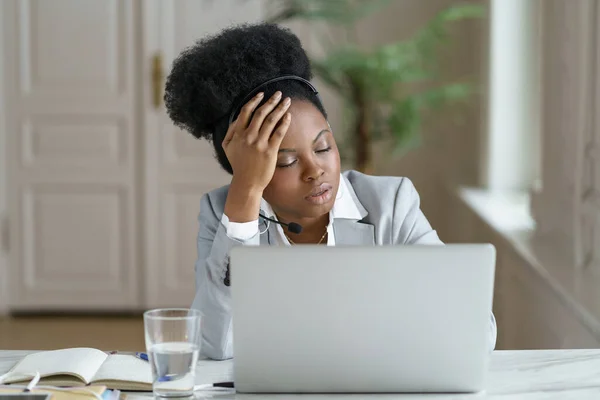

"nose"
[302, 157, 325, 182]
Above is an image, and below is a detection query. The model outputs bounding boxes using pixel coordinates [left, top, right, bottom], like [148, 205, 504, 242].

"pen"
[107, 351, 149, 362]
[193, 382, 235, 390]
[213, 382, 234, 388]
[158, 376, 233, 384]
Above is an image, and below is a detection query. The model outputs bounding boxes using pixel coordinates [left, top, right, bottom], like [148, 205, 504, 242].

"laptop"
[229, 244, 496, 394]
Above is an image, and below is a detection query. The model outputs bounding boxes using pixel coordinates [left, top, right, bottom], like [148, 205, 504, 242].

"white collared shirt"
[220, 174, 361, 244]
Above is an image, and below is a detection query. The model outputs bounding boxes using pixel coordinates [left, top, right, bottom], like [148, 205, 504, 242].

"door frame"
[0, 0, 9, 315]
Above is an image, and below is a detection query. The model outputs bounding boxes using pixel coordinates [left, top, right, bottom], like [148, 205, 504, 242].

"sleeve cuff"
[221, 213, 259, 241]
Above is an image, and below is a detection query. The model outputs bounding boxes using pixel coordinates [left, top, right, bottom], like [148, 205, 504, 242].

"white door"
[3, 0, 140, 310]
[142, 0, 265, 308]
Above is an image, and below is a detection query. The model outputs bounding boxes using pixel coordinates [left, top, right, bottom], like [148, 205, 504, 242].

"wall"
[530, 0, 600, 268]
[307, 0, 489, 238]
[446, 188, 600, 349]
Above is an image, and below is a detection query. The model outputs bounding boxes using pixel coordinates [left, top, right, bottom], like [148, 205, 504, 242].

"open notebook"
[1, 348, 152, 391]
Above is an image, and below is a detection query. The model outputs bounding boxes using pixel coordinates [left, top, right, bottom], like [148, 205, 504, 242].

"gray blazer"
[192, 170, 497, 360]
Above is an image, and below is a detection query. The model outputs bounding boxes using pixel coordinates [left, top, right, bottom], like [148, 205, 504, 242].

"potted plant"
[267, 0, 485, 173]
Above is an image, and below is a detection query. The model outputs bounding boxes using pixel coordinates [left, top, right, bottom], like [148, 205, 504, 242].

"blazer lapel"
[332, 175, 375, 245]
[333, 219, 375, 245]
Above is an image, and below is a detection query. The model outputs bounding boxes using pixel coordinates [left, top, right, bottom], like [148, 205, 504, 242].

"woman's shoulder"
[199, 183, 231, 217]
[341, 170, 424, 223]
[342, 170, 419, 200]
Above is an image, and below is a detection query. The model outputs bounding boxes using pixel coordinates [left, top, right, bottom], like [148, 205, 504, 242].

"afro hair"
[164, 22, 327, 174]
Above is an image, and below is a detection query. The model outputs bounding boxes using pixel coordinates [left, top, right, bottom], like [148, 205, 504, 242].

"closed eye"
[277, 160, 297, 168]
[277, 147, 331, 168]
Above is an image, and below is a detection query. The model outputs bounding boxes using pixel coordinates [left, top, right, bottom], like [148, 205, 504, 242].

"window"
[485, 0, 541, 192]
[485, 0, 600, 268]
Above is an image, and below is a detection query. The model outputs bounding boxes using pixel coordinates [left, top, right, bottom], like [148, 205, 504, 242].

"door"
[142, 0, 265, 307]
[3, 0, 140, 310]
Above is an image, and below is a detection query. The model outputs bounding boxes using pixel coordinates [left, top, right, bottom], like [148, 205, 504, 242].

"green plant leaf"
[387, 98, 421, 148]
[412, 4, 485, 69]
[413, 82, 475, 110]
[266, 0, 393, 25]
[385, 81, 475, 151]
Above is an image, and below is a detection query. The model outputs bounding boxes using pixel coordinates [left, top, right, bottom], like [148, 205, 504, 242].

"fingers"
[257, 96, 291, 144]
[221, 124, 235, 150]
[268, 112, 292, 150]
[246, 91, 283, 141]
[225, 91, 266, 150]
[235, 91, 265, 129]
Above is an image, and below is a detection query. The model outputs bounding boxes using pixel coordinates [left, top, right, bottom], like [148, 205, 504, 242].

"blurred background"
[0, 0, 599, 352]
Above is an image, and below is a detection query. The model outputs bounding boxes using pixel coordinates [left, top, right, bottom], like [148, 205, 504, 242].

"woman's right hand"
[222, 91, 292, 223]
[222, 91, 292, 192]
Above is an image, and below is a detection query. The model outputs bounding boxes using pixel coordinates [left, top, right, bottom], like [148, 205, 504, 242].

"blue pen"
[107, 350, 149, 362]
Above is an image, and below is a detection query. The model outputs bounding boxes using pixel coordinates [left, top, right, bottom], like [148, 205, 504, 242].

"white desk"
[2, 350, 600, 399]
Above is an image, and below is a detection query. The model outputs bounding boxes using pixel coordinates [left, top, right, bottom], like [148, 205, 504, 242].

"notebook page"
[91, 355, 152, 384]
[4, 348, 107, 384]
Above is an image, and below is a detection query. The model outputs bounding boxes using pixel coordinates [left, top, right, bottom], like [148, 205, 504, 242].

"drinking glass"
[144, 308, 202, 397]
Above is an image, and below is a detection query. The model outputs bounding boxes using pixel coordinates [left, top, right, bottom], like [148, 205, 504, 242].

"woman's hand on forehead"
[222, 91, 292, 192]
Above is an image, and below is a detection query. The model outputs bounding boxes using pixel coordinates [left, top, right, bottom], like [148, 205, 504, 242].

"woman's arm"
[192, 191, 260, 360]
[392, 178, 442, 245]
[392, 178, 497, 351]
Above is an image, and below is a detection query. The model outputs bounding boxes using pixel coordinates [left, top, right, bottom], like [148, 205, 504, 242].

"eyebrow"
[278, 129, 330, 153]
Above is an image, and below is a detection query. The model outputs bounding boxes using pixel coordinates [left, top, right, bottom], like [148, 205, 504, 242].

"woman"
[165, 23, 497, 360]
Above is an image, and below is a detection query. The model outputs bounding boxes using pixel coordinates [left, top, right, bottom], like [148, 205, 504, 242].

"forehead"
[281, 100, 329, 145]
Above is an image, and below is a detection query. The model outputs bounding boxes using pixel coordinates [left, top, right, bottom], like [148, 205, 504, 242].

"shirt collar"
[330, 173, 363, 220]
[260, 173, 363, 221]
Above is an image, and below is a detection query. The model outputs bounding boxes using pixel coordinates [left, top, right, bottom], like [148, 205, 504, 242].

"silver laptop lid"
[230, 244, 495, 393]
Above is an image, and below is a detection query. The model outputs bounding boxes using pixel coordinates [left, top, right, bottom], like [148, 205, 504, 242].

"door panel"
[4, 0, 139, 310]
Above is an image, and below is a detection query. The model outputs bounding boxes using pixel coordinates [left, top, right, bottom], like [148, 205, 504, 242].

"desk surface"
[1, 350, 600, 399]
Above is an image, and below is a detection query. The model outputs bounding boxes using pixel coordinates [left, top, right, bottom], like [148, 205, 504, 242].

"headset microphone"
[260, 214, 303, 234]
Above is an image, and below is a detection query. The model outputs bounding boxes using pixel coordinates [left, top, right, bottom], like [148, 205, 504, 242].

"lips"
[305, 183, 334, 205]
